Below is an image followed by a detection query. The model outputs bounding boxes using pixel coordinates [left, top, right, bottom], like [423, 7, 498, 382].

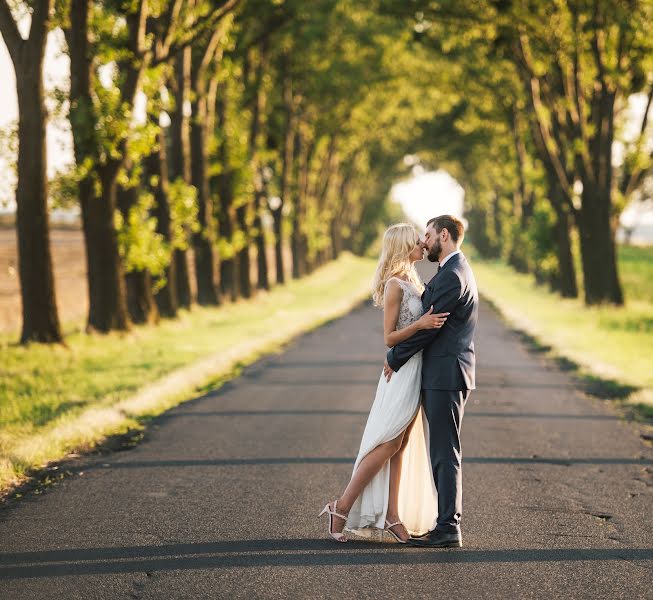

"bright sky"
[0, 29, 71, 208]
[391, 169, 465, 230]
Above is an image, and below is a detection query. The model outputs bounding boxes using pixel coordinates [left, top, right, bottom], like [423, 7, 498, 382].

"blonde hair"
[372, 223, 424, 308]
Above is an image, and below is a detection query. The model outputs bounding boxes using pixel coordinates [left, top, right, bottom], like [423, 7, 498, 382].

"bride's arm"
[383, 280, 447, 348]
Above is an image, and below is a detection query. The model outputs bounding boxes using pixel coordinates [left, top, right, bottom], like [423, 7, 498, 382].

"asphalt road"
[1, 265, 652, 598]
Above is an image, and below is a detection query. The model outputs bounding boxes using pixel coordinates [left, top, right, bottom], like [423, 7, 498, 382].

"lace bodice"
[386, 277, 424, 330]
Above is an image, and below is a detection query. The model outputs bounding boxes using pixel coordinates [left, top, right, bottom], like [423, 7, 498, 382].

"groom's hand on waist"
[383, 359, 394, 382]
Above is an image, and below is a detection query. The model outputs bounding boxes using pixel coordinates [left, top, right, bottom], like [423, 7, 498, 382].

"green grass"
[618, 245, 653, 303]
[0, 252, 377, 494]
[470, 245, 653, 421]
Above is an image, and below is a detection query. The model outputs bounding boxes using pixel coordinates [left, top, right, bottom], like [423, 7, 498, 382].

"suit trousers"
[422, 388, 470, 534]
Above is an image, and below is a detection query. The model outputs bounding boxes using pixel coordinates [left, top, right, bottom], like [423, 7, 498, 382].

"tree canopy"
[0, 0, 651, 342]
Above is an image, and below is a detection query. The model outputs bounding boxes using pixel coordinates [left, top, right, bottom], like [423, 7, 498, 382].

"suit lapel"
[437, 253, 462, 279]
[422, 269, 440, 308]
[422, 253, 463, 308]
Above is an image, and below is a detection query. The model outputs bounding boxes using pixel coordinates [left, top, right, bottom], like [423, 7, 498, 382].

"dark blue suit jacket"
[386, 252, 478, 390]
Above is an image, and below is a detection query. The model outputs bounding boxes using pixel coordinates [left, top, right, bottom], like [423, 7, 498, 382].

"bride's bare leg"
[385, 415, 418, 541]
[330, 433, 406, 534]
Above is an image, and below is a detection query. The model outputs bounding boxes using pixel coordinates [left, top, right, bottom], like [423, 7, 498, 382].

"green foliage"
[116, 191, 169, 277]
[378, 0, 652, 306]
[528, 201, 559, 285]
[618, 245, 653, 303]
[168, 178, 200, 250]
[49, 157, 97, 210]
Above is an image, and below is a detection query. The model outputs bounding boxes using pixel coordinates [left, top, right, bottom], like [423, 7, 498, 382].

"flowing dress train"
[345, 278, 437, 536]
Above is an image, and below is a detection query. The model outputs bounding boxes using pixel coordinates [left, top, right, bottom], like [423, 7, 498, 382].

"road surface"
[1, 272, 652, 598]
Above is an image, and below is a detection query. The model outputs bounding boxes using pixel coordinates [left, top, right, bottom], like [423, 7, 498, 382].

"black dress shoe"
[411, 529, 432, 539]
[407, 529, 462, 548]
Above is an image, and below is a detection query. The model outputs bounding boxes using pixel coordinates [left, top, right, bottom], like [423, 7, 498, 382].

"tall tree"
[167, 47, 194, 308]
[65, 0, 242, 330]
[213, 79, 238, 300]
[508, 1, 652, 304]
[0, 0, 62, 343]
[65, 0, 147, 332]
[246, 43, 271, 291]
[189, 27, 226, 305]
[273, 51, 295, 285]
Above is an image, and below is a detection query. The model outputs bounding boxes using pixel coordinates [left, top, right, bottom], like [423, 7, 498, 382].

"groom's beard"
[427, 239, 441, 263]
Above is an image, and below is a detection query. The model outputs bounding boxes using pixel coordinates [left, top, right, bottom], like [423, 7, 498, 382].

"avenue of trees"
[2, 0, 651, 345]
[0, 0, 438, 343]
[384, 0, 653, 305]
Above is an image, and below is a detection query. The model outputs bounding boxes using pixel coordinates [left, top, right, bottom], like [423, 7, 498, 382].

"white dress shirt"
[439, 249, 462, 268]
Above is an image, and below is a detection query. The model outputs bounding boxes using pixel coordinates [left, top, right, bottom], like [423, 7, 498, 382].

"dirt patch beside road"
[0, 227, 87, 334]
[0, 226, 289, 335]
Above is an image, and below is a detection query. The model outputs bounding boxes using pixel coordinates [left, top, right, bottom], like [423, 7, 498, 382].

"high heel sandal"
[318, 500, 348, 543]
[384, 519, 408, 544]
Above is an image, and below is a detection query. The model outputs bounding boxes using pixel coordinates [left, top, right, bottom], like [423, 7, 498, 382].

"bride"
[319, 223, 447, 543]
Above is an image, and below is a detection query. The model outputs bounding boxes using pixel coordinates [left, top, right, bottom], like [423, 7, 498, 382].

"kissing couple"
[320, 214, 478, 547]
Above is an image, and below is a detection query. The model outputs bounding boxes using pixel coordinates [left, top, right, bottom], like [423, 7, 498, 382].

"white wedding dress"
[345, 277, 438, 537]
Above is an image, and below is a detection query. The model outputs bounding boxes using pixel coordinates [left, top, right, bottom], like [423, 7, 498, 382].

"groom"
[384, 215, 478, 548]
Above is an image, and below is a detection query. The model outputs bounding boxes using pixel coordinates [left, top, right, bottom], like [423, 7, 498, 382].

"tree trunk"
[236, 204, 252, 298]
[291, 129, 308, 279]
[216, 182, 237, 301]
[254, 195, 269, 290]
[492, 190, 502, 241]
[116, 178, 159, 325]
[552, 206, 578, 298]
[273, 58, 293, 285]
[174, 249, 192, 308]
[330, 174, 350, 259]
[167, 48, 193, 308]
[14, 55, 62, 343]
[330, 217, 341, 259]
[576, 90, 623, 306]
[2, 0, 62, 343]
[577, 181, 623, 305]
[215, 89, 237, 301]
[147, 124, 178, 318]
[80, 176, 131, 332]
[545, 175, 578, 298]
[247, 47, 270, 292]
[300, 136, 314, 274]
[271, 207, 284, 283]
[125, 270, 159, 325]
[66, 0, 133, 332]
[99, 167, 130, 331]
[189, 96, 219, 305]
[290, 203, 302, 279]
[83, 166, 131, 331]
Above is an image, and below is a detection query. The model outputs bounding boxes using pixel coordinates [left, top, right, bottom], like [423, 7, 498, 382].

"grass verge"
[0, 252, 376, 498]
[470, 245, 653, 426]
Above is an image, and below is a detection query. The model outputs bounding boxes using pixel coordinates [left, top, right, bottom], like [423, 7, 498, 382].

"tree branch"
[193, 24, 227, 92]
[590, 2, 608, 90]
[158, 0, 184, 56]
[0, 0, 23, 60]
[620, 84, 653, 198]
[118, 0, 150, 109]
[231, 9, 293, 58]
[528, 111, 578, 216]
[28, 0, 52, 47]
[150, 0, 242, 67]
[515, 35, 576, 199]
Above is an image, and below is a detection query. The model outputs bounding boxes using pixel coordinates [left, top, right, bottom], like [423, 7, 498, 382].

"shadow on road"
[87, 457, 653, 469]
[2, 540, 652, 579]
[166, 410, 618, 421]
[169, 410, 370, 417]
